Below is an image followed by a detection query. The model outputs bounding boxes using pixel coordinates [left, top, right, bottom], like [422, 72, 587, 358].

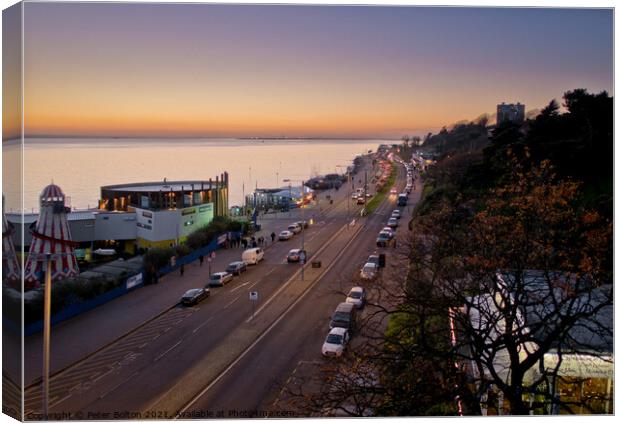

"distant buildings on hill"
[497, 102, 525, 125]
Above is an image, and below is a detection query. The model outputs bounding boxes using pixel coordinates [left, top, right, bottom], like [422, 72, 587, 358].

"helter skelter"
[23, 183, 79, 290]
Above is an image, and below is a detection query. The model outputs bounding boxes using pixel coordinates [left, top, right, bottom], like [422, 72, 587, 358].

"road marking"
[192, 316, 215, 334]
[176, 223, 365, 417]
[154, 340, 183, 362]
[245, 222, 352, 323]
[98, 371, 140, 400]
[223, 295, 241, 309]
[248, 280, 260, 290]
[230, 281, 250, 293]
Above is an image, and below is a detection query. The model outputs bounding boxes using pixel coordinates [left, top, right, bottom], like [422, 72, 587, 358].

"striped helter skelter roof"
[24, 192, 78, 287]
[40, 184, 65, 204]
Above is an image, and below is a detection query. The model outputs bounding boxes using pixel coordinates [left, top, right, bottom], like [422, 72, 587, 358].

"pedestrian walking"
[199, 255, 204, 266]
[180, 265, 185, 276]
[252, 240, 258, 248]
[271, 232, 276, 243]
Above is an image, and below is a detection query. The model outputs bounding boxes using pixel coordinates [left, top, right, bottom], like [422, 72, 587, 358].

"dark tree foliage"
[473, 89, 612, 218]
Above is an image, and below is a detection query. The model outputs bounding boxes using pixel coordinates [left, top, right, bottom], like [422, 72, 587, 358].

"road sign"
[249, 291, 259, 301]
[299, 251, 307, 262]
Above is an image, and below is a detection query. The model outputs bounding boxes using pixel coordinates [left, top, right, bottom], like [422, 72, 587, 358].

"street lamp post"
[283, 178, 306, 281]
[43, 254, 52, 418]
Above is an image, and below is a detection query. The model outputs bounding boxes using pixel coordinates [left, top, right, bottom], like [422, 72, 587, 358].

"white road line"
[154, 340, 183, 363]
[176, 223, 364, 417]
[265, 268, 275, 276]
[245, 223, 351, 323]
[192, 316, 215, 334]
[230, 281, 250, 293]
[223, 295, 241, 309]
[248, 280, 260, 290]
[98, 371, 140, 400]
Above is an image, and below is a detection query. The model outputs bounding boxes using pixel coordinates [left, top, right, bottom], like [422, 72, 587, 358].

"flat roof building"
[497, 102, 525, 125]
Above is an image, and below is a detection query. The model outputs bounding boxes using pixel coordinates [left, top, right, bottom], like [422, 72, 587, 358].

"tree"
[413, 157, 612, 414]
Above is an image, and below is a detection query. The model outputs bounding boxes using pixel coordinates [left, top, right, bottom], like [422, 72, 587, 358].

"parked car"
[391, 209, 401, 219]
[322, 327, 350, 357]
[329, 302, 357, 331]
[225, 261, 247, 276]
[356, 197, 366, 205]
[387, 217, 398, 228]
[376, 232, 392, 247]
[242, 247, 264, 265]
[288, 223, 302, 234]
[351, 192, 359, 199]
[295, 220, 309, 229]
[360, 262, 378, 280]
[381, 227, 395, 238]
[366, 255, 380, 267]
[279, 230, 294, 240]
[181, 288, 210, 305]
[287, 249, 306, 263]
[346, 286, 366, 309]
[209, 271, 233, 287]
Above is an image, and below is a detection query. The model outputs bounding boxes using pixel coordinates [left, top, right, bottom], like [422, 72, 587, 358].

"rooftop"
[101, 180, 222, 193]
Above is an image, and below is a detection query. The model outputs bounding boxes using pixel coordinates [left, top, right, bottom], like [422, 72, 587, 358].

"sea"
[2, 138, 389, 213]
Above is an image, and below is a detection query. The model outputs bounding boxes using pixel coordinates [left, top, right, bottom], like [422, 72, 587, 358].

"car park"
[279, 230, 294, 240]
[346, 286, 366, 309]
[288, 223, 302, 234]
[181, 288, 210, 305]
[387, 217, 398, 228]
[225, 261, 247, 275]
[322, 327, 350, 357]
[209, 271, 233, 287]
[242, 247, 264, 265]
[287, 249, 306, 263]
[360, 262, 378, 280]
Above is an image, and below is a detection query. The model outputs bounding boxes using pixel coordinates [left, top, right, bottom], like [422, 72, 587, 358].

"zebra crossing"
[24, 305, 199, 415]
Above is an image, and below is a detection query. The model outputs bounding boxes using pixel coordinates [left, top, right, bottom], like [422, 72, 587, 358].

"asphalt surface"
[177, 159, 415, 417]
[23, 157, 388, 419]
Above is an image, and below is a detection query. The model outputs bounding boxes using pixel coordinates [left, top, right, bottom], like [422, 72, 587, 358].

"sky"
[2, 2, 614, 139]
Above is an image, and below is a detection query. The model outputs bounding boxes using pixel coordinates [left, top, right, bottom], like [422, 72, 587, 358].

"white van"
[241, 247, 264, 265]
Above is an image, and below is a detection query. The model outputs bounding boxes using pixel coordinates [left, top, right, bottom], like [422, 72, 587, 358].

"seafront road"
[11, 154, 425, 419]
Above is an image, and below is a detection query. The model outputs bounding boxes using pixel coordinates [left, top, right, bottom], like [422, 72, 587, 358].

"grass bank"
[363, 164, 397, 216]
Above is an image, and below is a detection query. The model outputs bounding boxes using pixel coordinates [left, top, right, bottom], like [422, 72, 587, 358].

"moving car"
[357, 197, 366, 205]
[209, 271, 233, 287]
[346, 286, 366, 309]
[387, 217, 398, 228]
[360, 262, 378, 280]
[288, 223, 302, 234]
[181, 288, 210, 306]
[390, 188, 398, 195]
[279, 230, 294, 240]
[322, 327, 350, 357]
[242, 247, 265, 265]
[225, 261, 247, 276]
[287, 249, 306, 263]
